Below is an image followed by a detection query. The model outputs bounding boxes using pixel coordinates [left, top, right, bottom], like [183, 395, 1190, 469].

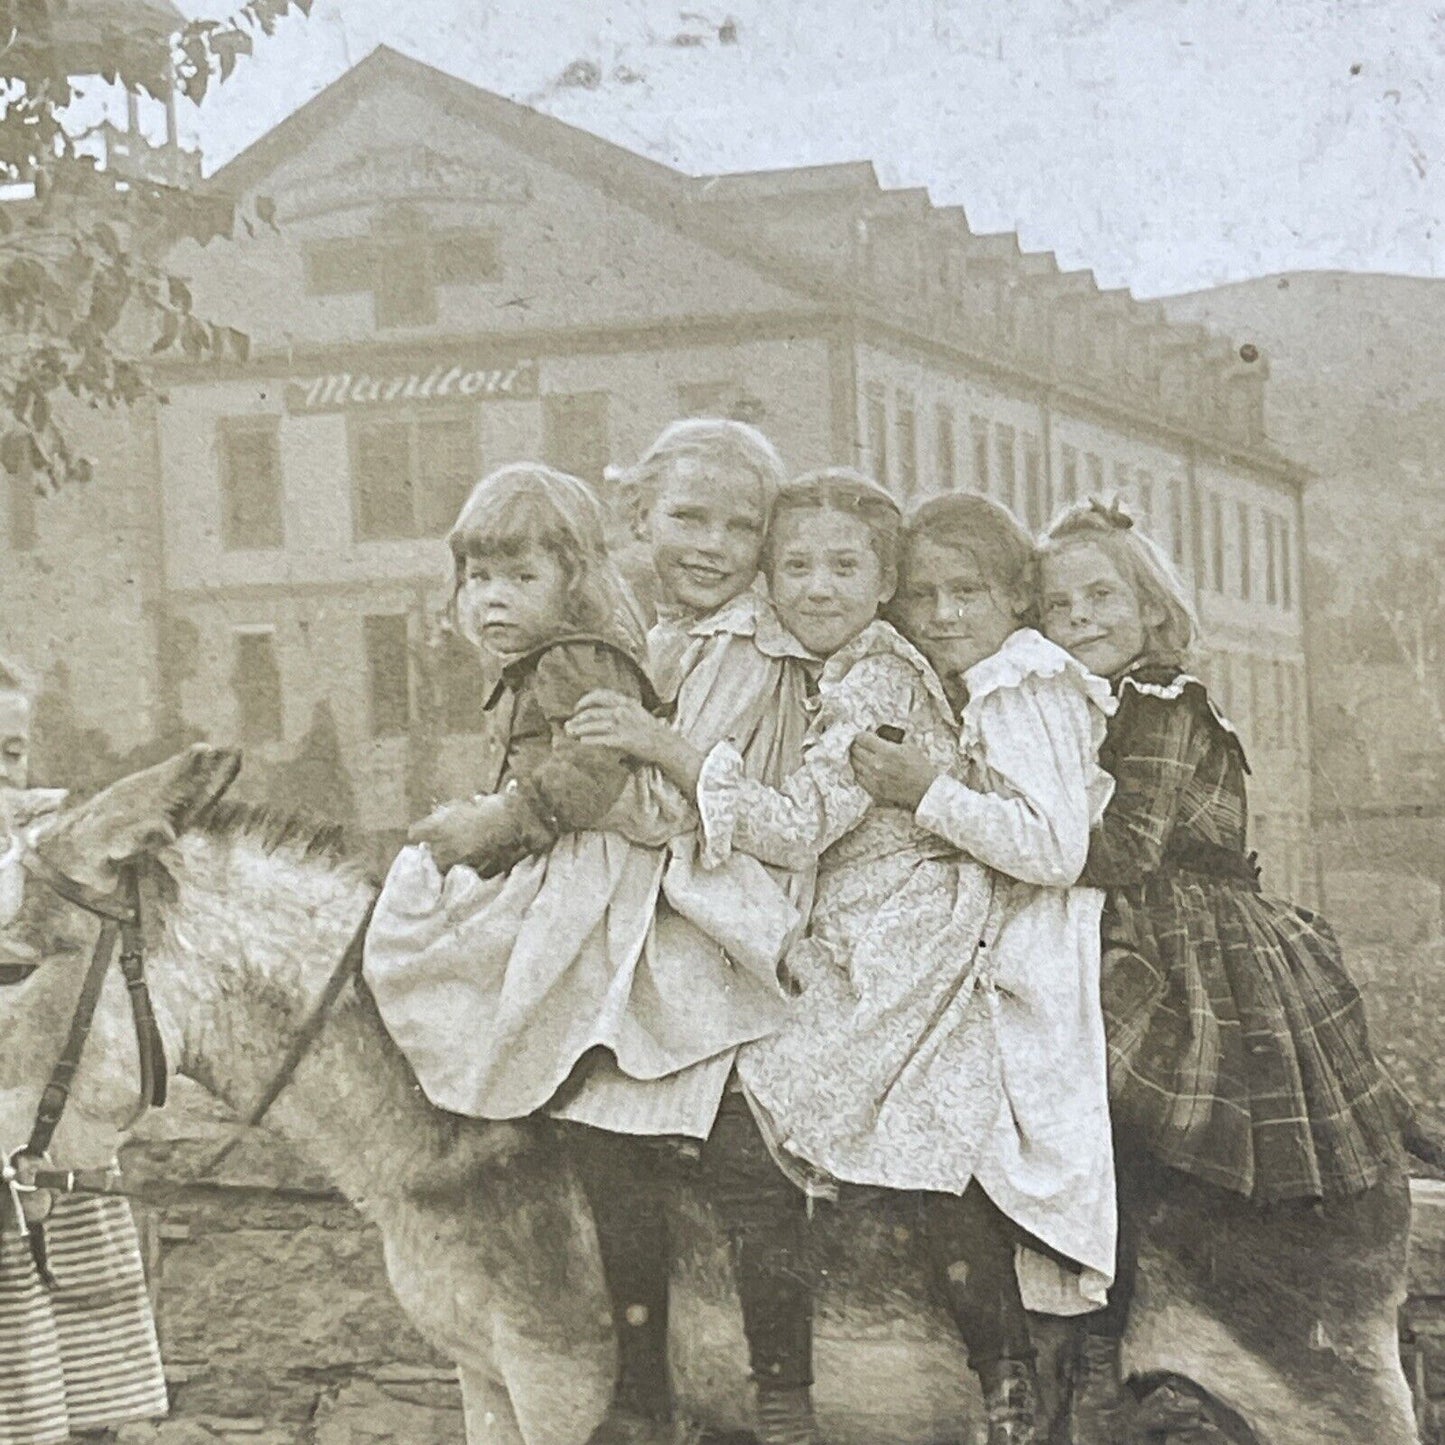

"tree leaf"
[92, 221, 122, 257]
[168, 275, 193, 313]
[151, 309, 180, 353]
[180, 315, 208, 359]
[0, 430, 28, 475]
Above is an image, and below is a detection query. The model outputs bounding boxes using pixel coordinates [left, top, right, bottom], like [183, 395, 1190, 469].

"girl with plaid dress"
[1035, 501, 1404, 1435]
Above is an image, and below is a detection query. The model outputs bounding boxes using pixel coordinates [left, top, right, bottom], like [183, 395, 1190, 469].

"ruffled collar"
[962, 629, 1116, 722]
[684, 592, 818, 662]
[819, 619, 953, 713]
[1115, 657, 1247, 759]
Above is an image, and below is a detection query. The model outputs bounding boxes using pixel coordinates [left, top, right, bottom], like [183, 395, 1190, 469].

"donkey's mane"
[192, 798, 359, 872]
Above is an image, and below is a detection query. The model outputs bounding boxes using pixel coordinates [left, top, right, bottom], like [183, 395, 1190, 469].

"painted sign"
[285, 359, 539, 413]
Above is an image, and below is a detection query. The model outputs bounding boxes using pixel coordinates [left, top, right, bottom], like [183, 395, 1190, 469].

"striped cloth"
[0, 1195, 167, 1444]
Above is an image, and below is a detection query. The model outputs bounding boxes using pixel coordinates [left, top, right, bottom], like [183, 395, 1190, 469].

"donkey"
[0, 748, 1421, 1445]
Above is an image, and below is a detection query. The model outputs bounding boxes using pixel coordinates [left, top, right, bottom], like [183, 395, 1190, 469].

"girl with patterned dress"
[1034, 500, 1405, 1437]
[692, 489, 1115, 1445]
[0, 658, 169, 1445]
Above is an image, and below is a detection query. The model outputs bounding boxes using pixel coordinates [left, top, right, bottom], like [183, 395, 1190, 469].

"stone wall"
[114, 1083, 1445, 1443]
[116, 1083, 465, 1445]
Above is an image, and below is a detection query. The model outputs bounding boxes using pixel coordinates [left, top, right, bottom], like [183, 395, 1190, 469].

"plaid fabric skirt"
[1101, 874, 1402, 1204]
[0, 1195, 167, 1444]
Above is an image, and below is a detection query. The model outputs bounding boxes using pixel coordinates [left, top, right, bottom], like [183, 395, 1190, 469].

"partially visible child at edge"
[554, 420, 821, 1445]
[0, 657, 170, 1445]
[571, 479, 1117, 1445]
[1034, 499, 1409, 1442]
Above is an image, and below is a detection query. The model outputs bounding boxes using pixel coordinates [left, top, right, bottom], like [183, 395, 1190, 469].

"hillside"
[1161, 272, 1445, 567]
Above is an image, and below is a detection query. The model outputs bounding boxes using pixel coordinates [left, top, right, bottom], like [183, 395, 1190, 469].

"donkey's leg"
[460, 1366, 527, 1445]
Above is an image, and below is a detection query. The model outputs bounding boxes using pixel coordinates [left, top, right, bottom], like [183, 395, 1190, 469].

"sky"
[115, 0, 1445, 299]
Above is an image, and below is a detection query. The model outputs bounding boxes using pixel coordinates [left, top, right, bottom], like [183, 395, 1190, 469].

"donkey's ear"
[39, 746, 240, 892]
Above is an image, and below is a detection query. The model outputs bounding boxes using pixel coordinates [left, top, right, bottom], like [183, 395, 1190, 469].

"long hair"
[888, 492, 1036, 630]
[613, 417, 787, 525]
[765, 467, 902, 591]
[447, 463, 647, 659]
[1039, 498, 1198, 663]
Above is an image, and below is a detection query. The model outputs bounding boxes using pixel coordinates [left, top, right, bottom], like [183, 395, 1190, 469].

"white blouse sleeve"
[698, 654, 914, 872]
[914, 673, 1097, 888]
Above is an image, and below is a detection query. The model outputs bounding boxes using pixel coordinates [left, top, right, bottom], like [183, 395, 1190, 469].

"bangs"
[449, 489, 577, 567]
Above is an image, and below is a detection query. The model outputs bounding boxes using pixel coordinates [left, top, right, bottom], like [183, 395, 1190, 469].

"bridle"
[3, 849, 167, 1279]
[1, 837, 376, 1278]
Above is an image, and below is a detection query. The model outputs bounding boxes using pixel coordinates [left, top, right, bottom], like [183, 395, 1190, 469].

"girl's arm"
[698, 654, 912, 872]
[911, 675, 1098, 888]
[1078, 691, 1197, 887]
[566, 692, 705, 794]
[412, 644, 648, 871]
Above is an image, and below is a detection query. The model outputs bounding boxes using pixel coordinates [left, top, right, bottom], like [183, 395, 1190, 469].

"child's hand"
[849, 733, 939, 812]
[408, 797, 508, 873]
[565, 690, 671, 762]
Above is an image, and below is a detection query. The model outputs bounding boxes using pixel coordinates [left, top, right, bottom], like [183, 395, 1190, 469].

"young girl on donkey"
[365, 428, 822, 1445]
[582, 482, 1118, 1445]
[1034, 500, 1408, 1440]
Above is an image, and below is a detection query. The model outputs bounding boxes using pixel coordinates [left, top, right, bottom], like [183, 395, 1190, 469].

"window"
[1189, 479, 1204, 580]
[349, 410, 478, 541]
[218, 417, 283, 551]
[995, 425, 1016, 511]
[896, 392, 918, 498]
[543, 392, 610, 486]
[1060, 445, 1079, 505]
[1209, 493, 1225, 592]
[1264, 514, 1279, 605]
[439, 630, 485, 735]
[365, 614, 412, 738]
[865, 386, 888, 486]
[1086, 453, 1105, 498]
[934, 404, 956, 491]
[1137, 471, 1154, 530]
[677, 381, 765, 428]
[1279, 515, 1294, 609]
[1023, 435, 1044, 529]
[1216, 652, 1234, 717]
[1237, 502, 1252, 599]
[351, 415, 415, 540]
[1169, 478, 1186, 567]
[418, 413, 478, 537]
[232, 630, 283, 744]
[6, 452, 36, 551]
[971, 415, 990, 494]
[1113, 460, 1131, 498]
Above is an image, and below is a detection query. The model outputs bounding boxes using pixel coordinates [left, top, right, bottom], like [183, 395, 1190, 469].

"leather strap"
[201, 897, 377, 1176]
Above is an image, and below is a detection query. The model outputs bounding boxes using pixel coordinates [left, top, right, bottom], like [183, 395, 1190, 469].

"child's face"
[769, 508, 890, 657]
[457, 545, 570, 655]
[1038, 541, 1150, 678]
[642, 457, 767, 615]
[0, 689, 31, 790]
[893, 539, 1019, 684]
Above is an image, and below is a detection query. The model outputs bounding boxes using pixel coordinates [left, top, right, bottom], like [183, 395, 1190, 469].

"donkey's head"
[0, 746, 240, 1167]
[31, 744, 241, 896]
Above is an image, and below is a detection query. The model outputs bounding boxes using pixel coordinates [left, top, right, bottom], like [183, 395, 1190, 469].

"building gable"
[167, 49, 823, 357]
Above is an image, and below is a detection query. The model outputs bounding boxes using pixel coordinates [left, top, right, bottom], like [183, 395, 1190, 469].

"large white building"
[0, 46, 1315, 895]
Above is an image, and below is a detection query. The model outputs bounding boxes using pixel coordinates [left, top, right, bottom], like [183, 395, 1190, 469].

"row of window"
[231, 617, 484, 746]
[861, 389, 1298, 610]
[1198, 649, 1308, 755]
[218, 392, 611, 551]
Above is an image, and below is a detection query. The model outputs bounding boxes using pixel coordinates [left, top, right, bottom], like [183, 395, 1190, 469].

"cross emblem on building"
[304, 206, 501, 329]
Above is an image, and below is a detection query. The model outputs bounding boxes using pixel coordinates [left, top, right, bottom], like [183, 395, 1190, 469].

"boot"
[978, 1358, 1038, 1445]
[1070, 1333, 1137, 1444]
[754, 1381, 821, 1445]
